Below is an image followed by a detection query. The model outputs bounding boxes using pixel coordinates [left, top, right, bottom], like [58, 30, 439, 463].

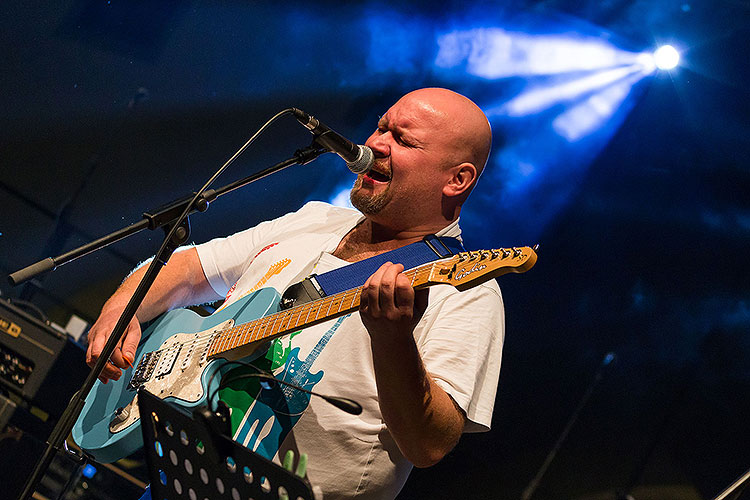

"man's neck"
[332, 217, 453, 263]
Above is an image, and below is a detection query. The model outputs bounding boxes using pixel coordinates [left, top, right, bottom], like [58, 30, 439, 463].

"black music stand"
[138, 388, 315, 500]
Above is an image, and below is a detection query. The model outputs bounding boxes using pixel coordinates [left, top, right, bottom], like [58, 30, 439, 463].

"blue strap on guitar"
[280, 235, 464, 308]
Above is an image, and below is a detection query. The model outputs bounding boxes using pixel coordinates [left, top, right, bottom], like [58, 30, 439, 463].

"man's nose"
[366, 132, 391, 157]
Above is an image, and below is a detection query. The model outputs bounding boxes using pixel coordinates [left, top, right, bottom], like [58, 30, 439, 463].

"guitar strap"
[280, 235, 465, 309]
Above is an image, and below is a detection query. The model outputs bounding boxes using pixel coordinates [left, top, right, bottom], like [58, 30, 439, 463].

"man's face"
[350, 94, 454, 221]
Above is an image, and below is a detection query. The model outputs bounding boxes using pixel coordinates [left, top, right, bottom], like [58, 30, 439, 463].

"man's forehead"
[381, 97, 443, 130]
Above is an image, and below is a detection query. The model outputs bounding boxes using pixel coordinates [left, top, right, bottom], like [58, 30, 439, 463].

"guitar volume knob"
[109, 406, 130, 431]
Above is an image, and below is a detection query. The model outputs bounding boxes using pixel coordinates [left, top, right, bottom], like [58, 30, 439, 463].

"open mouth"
[365, 169, 391, 183]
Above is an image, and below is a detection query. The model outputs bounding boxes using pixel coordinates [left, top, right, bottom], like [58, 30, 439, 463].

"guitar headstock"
[426, 246, 538, 290]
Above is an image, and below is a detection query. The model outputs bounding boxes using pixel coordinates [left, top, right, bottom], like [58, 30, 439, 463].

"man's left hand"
[358, 262, 427, 337]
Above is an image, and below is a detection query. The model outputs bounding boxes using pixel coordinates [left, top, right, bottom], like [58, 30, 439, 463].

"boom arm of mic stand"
[7, 145, 325, 287]
[12, 144, 325, 500]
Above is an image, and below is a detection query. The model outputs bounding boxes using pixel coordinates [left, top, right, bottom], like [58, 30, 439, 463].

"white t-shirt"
[195, 201, 504, 500]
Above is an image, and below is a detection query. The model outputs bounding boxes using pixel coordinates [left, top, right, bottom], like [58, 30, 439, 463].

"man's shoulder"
[427, 278, 503, 310]
[298, 200, 358, 215]
[291, 201, 362, 226]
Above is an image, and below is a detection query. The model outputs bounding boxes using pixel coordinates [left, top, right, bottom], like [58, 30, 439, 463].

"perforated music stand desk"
[139, 388, 315, 500]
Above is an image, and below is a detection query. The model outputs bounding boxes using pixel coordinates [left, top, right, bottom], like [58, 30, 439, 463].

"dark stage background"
[1, 1, 748, 499]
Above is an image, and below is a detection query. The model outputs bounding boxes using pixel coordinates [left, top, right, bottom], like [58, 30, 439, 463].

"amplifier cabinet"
[0, 299, 88, 420]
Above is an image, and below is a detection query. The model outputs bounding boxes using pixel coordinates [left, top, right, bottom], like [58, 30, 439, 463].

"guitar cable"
[204, 360, 363, 426]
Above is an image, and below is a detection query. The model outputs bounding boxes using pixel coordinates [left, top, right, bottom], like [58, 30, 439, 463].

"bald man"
[86, 88, 502, 499]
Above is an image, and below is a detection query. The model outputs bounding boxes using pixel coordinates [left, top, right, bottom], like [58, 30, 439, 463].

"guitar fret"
[335, 293, 343, 313]
[304, 303, 312, 325]
[312, 301, 322, 321]
[269, 313, 280, 338]
[325, 297, 333, 317]
[217, 331, 226, 353]
[277, 312, 285, 333]
[262, 314, 273, 339]
[259, 316, 270, 339]
[248, 320, 260, 342]
[285, 310, 294, 330]
[237, 323, 247, 345]
[329, 294, 340, 314]
[277, 311, 287, 335]
[281, 311, 292, 333]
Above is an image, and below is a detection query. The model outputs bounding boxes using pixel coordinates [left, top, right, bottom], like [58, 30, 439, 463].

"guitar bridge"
[127, 351, 159, 391]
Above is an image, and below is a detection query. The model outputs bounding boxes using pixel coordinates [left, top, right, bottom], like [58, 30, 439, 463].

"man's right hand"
[83, 247, 218, 384]
[85, 306, 142, 383]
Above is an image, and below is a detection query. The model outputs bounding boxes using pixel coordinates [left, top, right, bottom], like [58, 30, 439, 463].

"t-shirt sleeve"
[415, 282, 505, 433]
[195, 203, 319, 297]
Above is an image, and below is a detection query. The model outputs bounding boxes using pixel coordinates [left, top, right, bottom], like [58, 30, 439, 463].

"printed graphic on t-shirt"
[219, 315, 351, 459]
[218, 258, 291, 312]
[249, 258, 291, 292]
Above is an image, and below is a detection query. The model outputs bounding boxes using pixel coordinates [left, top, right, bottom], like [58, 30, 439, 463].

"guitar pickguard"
[108, 321, 232, 434]
[73, 288, 281, 463]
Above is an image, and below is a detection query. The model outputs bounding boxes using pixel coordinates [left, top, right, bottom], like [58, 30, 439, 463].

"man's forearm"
[86, 246, 220, 381]
[370, 329, 465, 468]
[104, 247, 217, 322]
[359, 262, 466, 467]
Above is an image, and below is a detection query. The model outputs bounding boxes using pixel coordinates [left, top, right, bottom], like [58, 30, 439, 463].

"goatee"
[350, 177, 392, 215]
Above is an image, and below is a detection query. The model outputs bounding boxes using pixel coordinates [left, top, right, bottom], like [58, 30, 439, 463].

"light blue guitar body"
[72, 288, 280, 463]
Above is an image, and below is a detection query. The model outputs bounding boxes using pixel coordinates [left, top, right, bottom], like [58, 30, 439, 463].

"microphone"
[292, 108, 374, 174]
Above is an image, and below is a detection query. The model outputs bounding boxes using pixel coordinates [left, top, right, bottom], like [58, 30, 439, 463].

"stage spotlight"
[653, 45, 680, 70]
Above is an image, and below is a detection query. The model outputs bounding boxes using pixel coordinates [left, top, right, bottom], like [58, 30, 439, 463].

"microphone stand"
[11, 144, 325, 500]
[521, 353, 616, 500]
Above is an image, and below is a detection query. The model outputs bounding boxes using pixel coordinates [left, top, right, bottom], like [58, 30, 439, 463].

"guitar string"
[136, 263, 440, 369]
[134, 246, 527, 375]
[135, 249, 500, 367]
[209, 263, 437, 355]
[134, 247, 523, 370]
[127, 248, 531, 392]
[135, 248, 510, 371]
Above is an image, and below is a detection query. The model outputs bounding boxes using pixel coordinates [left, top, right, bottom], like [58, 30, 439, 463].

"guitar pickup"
[153, 345, 181, 379]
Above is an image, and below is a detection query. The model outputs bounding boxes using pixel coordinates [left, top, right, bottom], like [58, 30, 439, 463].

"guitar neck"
[206, 263, 432, 359]
[206, 246, 538, 359]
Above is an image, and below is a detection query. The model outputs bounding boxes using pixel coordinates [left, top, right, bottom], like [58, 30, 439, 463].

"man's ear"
[442, 162, 477, 198]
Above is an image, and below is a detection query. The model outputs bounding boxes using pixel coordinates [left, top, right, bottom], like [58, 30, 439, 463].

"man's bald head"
[354, 87, 493, 231]
[396, 88, 492, 178]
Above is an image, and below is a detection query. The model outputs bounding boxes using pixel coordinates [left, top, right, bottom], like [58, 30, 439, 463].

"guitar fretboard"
[206, 261, 435, 358]
[205, 246, 537, 359]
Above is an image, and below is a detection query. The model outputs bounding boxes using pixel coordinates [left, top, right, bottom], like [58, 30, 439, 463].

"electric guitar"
[72, 247, 538, 463]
